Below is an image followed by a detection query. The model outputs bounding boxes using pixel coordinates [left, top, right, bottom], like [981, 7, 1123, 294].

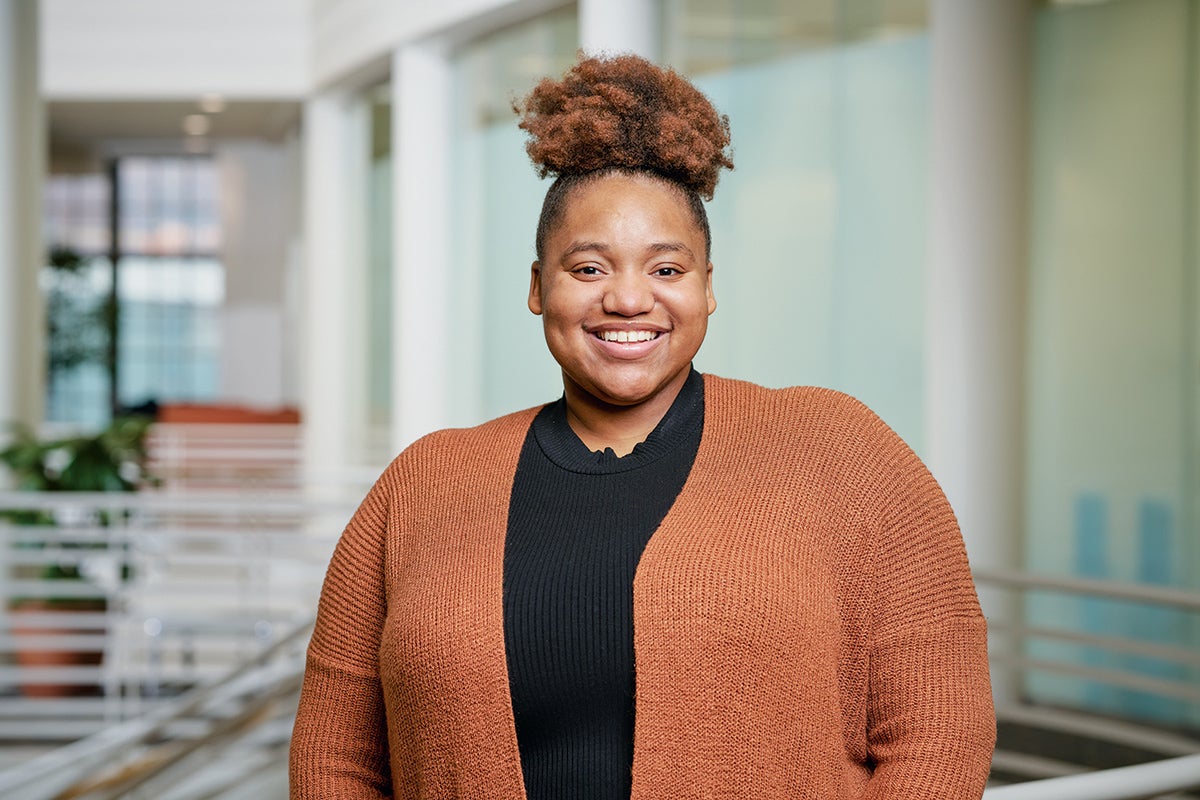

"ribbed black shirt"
[502, 369, 704, 800]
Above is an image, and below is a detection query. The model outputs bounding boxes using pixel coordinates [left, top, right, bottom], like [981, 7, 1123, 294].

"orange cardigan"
[290, 375, 995, 799]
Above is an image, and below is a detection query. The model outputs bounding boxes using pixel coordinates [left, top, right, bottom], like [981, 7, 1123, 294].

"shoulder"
[700, 373, 894, 446]
[374, 405, 545, 491]
[698, 373, 929, 494]
[403, 406, 543, 459]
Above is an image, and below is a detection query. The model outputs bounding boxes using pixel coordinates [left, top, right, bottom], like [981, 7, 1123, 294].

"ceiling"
[48, 100, 303, 163]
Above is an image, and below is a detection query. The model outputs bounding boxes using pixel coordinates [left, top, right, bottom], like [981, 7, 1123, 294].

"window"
[43, 173, 113, 428]
[115, 157, 223, 414]
[43, 157, 225, 427]
[449, 7, 580, 422]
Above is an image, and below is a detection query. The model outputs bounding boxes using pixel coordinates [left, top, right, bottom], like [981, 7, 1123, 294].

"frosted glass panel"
[461, 123, 564, 422]
[449, 9, 579, 424]
[665, 0, 927, 75]
[1025, 0, 1198, 725]
[694, 33, 929, 448]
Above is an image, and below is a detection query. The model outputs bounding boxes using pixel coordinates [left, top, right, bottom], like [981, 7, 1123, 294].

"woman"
[290, 54, 995, 799]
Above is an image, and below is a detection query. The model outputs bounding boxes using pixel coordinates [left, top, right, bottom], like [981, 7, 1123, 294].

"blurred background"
[0, 0, 1197, 798]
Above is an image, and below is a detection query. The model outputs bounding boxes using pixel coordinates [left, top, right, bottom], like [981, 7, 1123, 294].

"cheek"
[671, 287, 716, 326]
[541, 281, 593, 322]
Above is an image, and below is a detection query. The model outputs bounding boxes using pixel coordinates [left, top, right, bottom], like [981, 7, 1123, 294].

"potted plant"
[44, 245, 112, 382]
[1, 414, 154, 696]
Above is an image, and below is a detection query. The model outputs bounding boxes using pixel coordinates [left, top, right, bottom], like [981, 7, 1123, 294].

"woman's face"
[529, 172, 716, 412]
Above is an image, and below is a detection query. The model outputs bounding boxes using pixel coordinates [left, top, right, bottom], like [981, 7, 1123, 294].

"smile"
[595, 330, 662, 343]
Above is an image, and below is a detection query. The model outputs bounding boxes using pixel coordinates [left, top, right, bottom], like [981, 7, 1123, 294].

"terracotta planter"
[9, 599, 106, 697]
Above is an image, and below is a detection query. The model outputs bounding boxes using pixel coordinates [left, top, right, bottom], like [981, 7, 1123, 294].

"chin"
[573, 373, 679, 409]
[594, 388, 656, 408]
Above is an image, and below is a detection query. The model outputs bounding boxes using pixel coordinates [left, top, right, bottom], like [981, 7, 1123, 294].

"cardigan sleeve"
[289, 469, 396, 799]
[857, 415, 996, 799]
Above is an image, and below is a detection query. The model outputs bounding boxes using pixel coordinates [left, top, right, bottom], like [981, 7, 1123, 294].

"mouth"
[593, 330, 663, 343]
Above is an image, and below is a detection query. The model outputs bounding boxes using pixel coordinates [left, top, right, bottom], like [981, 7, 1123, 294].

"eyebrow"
[559, 240, 695, 261]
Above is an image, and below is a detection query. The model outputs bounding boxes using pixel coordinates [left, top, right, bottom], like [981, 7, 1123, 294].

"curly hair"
[515, 53, 734, 260]
[515, 53, 733, 197]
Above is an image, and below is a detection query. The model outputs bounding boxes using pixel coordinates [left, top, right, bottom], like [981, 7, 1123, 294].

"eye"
[654, 266, 681, 277]
[575, 265, 601, 275]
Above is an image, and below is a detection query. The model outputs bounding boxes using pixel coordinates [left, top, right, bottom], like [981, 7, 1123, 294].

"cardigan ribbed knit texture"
[290, 374, 996, 799]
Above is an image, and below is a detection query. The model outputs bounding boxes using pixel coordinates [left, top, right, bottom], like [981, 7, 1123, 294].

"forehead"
[551, 173, 703, 250]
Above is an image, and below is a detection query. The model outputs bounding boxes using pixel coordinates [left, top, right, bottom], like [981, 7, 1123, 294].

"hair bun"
[515, 53, 733, 200]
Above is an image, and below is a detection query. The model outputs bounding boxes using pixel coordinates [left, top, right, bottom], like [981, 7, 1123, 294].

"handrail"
[81, 671, 304, 800]
[983, 753, 1200, 799]
[985, 620, 1200, 667]
[987, 652, 1200, 702]
[0, 489, 339, 715]
[994, 703, 1200, 757]
[975, 568, 1200, 799]
[0, 620, 312, 799]
[0, 488, 358, 515]
[973, 567, 1200, 611]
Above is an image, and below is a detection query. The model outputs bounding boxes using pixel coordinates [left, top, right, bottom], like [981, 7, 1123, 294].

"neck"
[562, 372, 689, 457]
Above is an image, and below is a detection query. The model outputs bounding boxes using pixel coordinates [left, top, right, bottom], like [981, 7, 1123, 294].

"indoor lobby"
[0, 0, 1197, 797]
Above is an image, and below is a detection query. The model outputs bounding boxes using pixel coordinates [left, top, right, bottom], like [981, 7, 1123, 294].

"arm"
[863, 617, 994, 797]
[289, 472, 396, 799]
[859, 423, 995, 798]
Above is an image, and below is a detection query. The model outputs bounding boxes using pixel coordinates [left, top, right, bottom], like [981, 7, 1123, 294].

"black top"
[502, 369, 705, 800]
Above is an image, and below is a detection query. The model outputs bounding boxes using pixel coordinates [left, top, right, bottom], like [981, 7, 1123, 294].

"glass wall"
[1024, 0, 1199, 726]
[449, 8, 580, 423]
[447, 2, 931, 444]
[115, 157, 224, 414]
[43, 173, 113, 428]
[43, 157, 224, 427]
[663, 0, 926, 74]
[668, 0, 932, 448]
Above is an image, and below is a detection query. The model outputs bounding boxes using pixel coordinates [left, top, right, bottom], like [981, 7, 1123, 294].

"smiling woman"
[529, 172, 716, 455]
[290, 54, 995, 800]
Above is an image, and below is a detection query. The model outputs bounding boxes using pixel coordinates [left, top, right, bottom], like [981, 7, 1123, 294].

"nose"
[602, 271, 654, 316]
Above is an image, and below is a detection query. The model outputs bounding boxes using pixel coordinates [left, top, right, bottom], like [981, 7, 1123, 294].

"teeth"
[599, 330, 659, 343]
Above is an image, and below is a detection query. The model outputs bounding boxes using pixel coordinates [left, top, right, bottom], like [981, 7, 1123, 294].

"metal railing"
[0, 488, 354, 742]
[976, 568, 1200, 799]
[983, 753, 1200, 799]
[0, 620, 311, 799]
[146, 422, 305, 492]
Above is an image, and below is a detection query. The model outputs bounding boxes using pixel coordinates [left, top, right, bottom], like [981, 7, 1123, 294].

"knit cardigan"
[289, 375, 995, 799]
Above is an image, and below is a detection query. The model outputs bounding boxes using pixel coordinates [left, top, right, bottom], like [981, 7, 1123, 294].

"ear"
[705, 262, 717, 315]
[528, 261, 544, 315]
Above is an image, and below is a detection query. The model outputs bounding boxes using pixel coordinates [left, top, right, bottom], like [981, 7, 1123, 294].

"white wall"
[41, 0, 309, 98]
[216, 139, 300, 408]
[42, 0, 571, 99]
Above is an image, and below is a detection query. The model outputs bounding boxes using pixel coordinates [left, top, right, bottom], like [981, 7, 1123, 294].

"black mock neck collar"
[531, 368, 704, 475]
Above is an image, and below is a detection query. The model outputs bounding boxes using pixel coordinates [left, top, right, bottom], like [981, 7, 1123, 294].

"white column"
[216, 141, 293, 409]
[927, 0, 1033, 702]
[0, 0, 44, 435]
[301, 91, 370, 483]
[580, 0, 660, 60]
[390, 43, 453, 452]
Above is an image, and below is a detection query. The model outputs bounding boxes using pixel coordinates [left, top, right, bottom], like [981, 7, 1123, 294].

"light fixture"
[182, 113, 211, 136]
[199, 93, 226, 114]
